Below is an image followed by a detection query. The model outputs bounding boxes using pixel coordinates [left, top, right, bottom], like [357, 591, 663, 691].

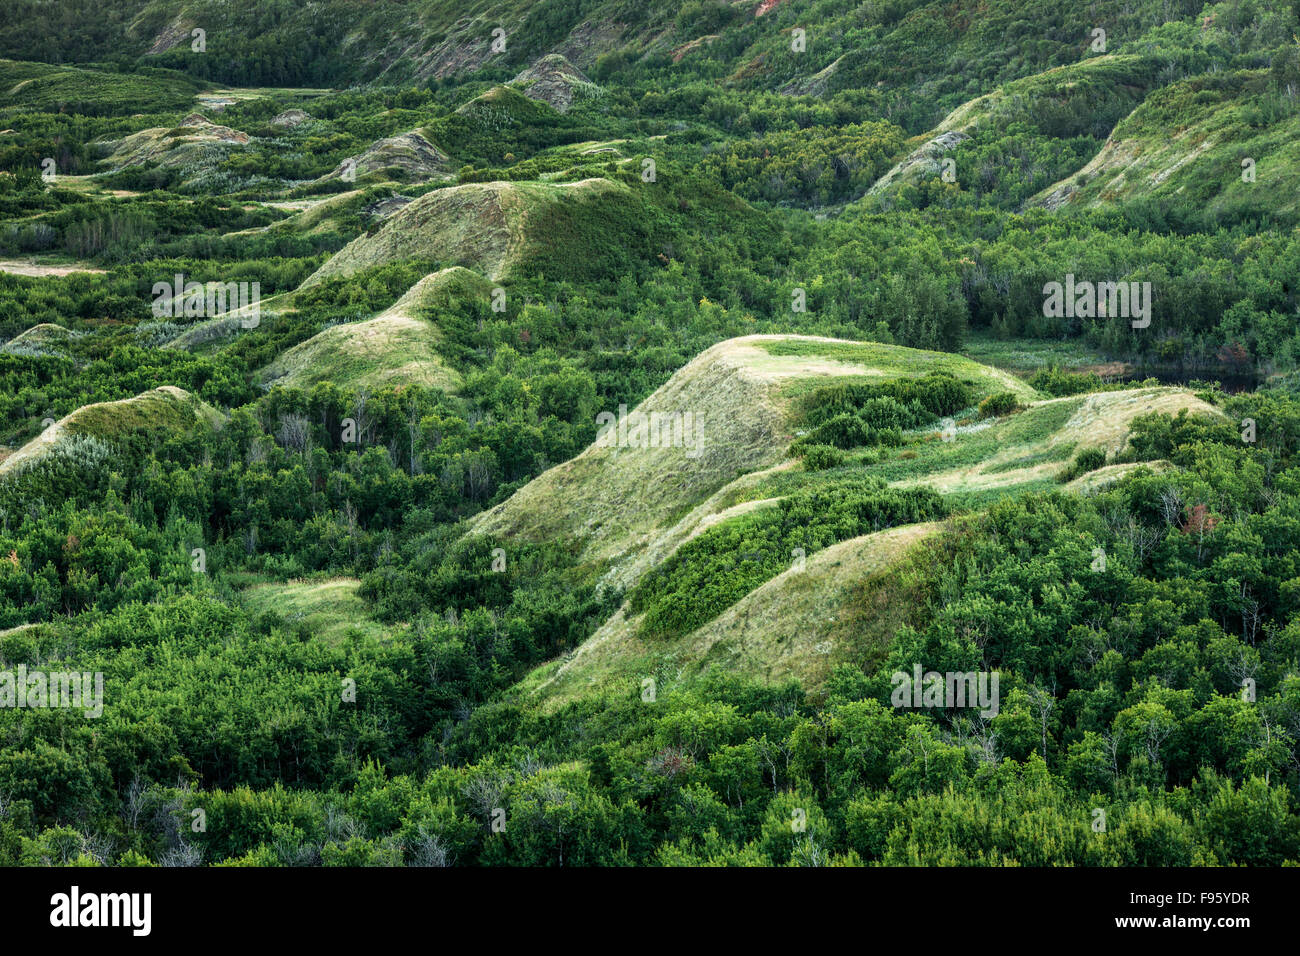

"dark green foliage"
[1058, 446, 1107, 482]
[791, 373, 973, 449]
[804, 374, 972, 422]
[1029, 366, 1106, 397]
[978, 391, 1021, 417]
[799, 444, 846, 470]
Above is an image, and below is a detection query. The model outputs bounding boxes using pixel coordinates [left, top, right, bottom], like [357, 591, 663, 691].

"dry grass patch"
[898, 388, 1221, 495]
[0, 259, 105, 277]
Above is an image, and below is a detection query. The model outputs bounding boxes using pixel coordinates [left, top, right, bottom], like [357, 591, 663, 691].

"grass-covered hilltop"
[0, 0, 1298, 869]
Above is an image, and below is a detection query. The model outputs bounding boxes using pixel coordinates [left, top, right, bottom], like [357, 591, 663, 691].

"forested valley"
[0, 0, 1297, 870]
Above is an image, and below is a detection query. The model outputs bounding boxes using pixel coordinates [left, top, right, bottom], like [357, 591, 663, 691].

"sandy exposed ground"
[0, 259, 106, 277]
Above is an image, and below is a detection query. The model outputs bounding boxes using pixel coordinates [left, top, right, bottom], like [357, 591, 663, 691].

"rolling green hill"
[0, 385, 223, 478]
[257, 268, 486, 392]
[0, 58, 206, 115]
[1, 0, 1298, 873]
[1031, 69, 1300, 224]
[470, 334, 1221, 709]
[0, 0, 1214, 128]
[304, 176, 653, 284]
[95, 111, 251, 189]
[861, 54, 1163, 209]
[1, 321, 77, 355]
[471, 334, 1035, 570]
[317, 131, 453, 186]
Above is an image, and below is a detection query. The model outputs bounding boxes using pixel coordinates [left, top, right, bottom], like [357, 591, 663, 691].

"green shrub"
[800, 444, 846, 470]
[1029, 366, 1104, 397]
[794, 373, 974, 449]
[978, 391, 1021, 418]
[1058, 447, 1107, 482]
[803, 415, 904, 450]
[800, 373, 970, 427]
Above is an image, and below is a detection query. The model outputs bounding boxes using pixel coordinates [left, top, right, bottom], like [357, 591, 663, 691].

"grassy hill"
[257, 315, 459, 393]
[862, 54, 1162, 209]
[1030, 69, 1300, 225]
[96, 111, 251, 189]
[317, 131, 453, 186]
[472, 334, 1040, 574]
[244, 189, 373, 237]
[256, 268, 487, 393]
[468, 334, 1223, 710]
[0, 385, 223, 478]
[0, 58, 206, 115]
[303, 176, 648, 285]
[520, 520, 943, 710]
[1, 322, 77, 355]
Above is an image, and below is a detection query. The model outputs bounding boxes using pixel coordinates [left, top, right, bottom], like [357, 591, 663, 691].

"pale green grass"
[257, 266, 485, 391]
[962, 332, 1115, 375]
[239, 577, 402, 644]
[259, 314, 460, 392]
[1030, 69, 1300, 220]
[758, 337, 1041, 403]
